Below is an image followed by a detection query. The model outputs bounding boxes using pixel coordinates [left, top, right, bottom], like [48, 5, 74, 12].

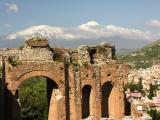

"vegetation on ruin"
[112, 47, 116, 60]
[19, 45, 25, 50]
[8, 56, 22, 67]
[53, 48, 66, 62]
[118, 40, 160, 69]
[19, 76, 48, 120]
[83, 62, 89, 68]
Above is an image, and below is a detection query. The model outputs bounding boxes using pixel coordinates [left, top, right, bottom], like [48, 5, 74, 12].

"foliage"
[124, 82, 143, 92]
[112, 47, 116, 60]
[8, 56, 22, 67]
[147, 84, 159, 99]
[19, 45, 25, 50]
[53, 48, 65, 62]
[19, 76, 48, 120]
[147, 109, 160, 120]
[118, 40, 160, 69]
[83, 62, 89, 68]
[71, 59, 79, 66]
[148, 84, 154, 99]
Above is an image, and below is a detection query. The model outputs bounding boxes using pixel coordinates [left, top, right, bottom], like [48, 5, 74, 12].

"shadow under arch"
[101, 81, 113, 118]
[82, 85, 93, 119]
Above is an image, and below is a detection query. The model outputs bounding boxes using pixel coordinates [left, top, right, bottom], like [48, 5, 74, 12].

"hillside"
[117, 40, 160, 69]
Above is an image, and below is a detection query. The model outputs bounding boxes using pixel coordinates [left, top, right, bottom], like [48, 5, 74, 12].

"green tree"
[19, 77, 48, 120]
[147, 109, 160, 120]
[125, 83, 142, 92]
[148, 84, 154, 99]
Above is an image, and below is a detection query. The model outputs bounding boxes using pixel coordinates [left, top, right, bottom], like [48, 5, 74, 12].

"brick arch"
[14, 70, 62, 91]
[11, 70, 66, 120]
[101, 75, 116, 86]
[101, 80, 115, 86]
[82, 82, 93, 89]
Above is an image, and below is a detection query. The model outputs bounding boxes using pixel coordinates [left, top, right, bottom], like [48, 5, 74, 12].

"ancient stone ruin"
[0, 38, 130, 120]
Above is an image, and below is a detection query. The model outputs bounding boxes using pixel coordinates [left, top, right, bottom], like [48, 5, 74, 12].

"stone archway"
[14, 71, 62, 90]
[101, 81, 113, 118]
[7, 71, 65, 120]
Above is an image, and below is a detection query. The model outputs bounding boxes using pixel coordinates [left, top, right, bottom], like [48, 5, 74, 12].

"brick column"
[70, 65, 82, 120]
[114, 86, 125, 119]
[94, 66, 101, 120]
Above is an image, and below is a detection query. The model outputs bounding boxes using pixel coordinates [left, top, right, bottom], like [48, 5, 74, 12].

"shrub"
[8, 56, 22, 67]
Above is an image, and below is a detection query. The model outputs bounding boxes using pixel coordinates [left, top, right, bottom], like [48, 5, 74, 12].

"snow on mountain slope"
[6, 25, 75, 40]
[5, 21, 160, 41]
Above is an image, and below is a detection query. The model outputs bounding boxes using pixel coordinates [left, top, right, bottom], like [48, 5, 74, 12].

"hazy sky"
[0, 0, 160, 35]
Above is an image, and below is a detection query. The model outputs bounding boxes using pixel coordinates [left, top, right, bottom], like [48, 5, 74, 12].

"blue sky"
[0, 0, 160, 35]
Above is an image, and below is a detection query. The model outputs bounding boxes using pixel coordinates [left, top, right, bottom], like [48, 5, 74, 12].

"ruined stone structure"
[0, 38, 129, 120]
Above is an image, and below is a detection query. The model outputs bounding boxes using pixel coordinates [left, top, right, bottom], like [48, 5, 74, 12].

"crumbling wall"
[78, 45, 90, 66]
[0, 38, 55, 61]
[1, 48, 54, 61]
[77, 42, 115, 66]
[25, 37, 49, 47]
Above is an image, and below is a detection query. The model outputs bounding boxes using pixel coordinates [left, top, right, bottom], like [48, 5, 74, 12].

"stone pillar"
[108, 85, 117, 119]
[73, 65, 82, 119]
[113, 86, 125, 119]
[69, 72, 77, 120]
[48, 90, 66, 120]
[94, 66, 101, 120]
[112, 65, 125, 119]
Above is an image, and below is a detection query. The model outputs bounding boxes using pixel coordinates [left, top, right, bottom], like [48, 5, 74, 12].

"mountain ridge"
[118, 40, 160, 69]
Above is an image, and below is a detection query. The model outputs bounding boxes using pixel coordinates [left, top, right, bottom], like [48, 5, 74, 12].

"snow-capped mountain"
[0, 21, 158, 49]
[6, 25, 75, 40]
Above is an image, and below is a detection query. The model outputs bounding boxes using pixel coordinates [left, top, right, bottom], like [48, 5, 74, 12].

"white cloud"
[5, 3, 19, 13]
[147, 19, 160, 28]
[4, 23, 12, 28]
[6, 21, 160, 41]
[77, 21, 159, 41]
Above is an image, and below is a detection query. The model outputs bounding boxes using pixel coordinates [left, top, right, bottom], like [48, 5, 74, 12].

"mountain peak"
[6, 25, 64, 40]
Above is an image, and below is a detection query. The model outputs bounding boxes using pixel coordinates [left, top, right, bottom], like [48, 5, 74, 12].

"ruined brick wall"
[77, 42, 116, 66]
[0, 38, 54, 61]
[68, 63, 129, 120]
[25, 37, 49, 47]
[1, 38, 130, 120]
[1, 47, 54, 61]
[5, 61, 65, 92]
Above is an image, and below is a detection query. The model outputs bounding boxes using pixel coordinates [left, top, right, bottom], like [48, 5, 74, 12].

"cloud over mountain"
[147, 19, 160, 28]
[5, 21, 160, 42]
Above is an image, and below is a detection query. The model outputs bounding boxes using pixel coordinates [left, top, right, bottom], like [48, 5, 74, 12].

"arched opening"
[17, 76, 58, 120]
[101, 82, 113, 118]
[82, 85, 92, 119]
